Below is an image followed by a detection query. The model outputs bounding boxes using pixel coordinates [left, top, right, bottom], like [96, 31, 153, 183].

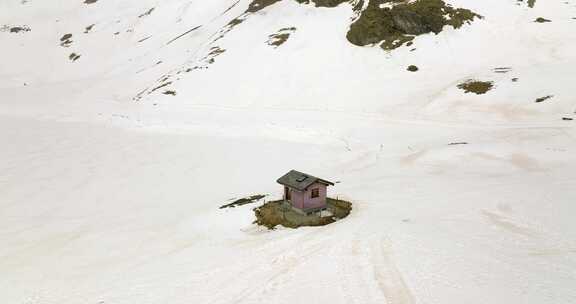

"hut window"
[311, 188, 319, 198]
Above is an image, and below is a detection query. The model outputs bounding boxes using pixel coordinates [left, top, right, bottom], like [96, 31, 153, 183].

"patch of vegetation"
[84, 24, 95, 33]
[208, 46, 226, 56]
[69, 53, 81, 61]
[294, 0, 349, 7]
[268, 33, 290, 46]
[493, 67, 511, 74]
[220, 194, 267, 209]
[517, 0, 536, 8]
[209, 47, 226, 57]
[222, 1, 241, 15]
[352, 0, 365, 14]
[84, 0, 98, 4]
[562, 117, 573, 121]
[457, 80, 494, 95]
[60, 33, 73, 47]
[166, 25, 201, 45]
[139, 8, 155, 18]
[267, 27, 296, 47]
[247, 0, 349, 13]
[535, 95, 553, 103]
[407, 65, 418, 72]
[227, 18, 244, 28]
[138, 36, 152, 43]
[448, 142, 468, 145]
[534, 17, 551, 23]
[3, 25, 31, 33]
[254, 197, 352, 229]
[347, 0, 481, 50]
[246, 0, 282, 13]
[163, 90, 177, 96]
[149, 81, 172, 94]
[197, 46, 227, 66]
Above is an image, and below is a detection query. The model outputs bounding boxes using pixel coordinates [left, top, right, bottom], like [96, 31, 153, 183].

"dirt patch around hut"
[254, 198, 352, 229]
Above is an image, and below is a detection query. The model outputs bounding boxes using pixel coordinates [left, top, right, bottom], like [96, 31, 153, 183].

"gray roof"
[277, 170, 334, 191]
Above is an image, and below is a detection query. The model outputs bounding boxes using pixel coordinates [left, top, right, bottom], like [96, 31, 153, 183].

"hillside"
[1, 0, 575, 303]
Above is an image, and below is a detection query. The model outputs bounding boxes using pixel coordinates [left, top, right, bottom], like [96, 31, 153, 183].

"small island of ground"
[254, 197, 352, 229]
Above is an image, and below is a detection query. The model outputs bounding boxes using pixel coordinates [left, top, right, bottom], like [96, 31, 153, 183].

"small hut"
[277, 170, 334, 215]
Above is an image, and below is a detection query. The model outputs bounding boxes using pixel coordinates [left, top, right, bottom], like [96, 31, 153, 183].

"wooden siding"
[302, 182, 327, 209]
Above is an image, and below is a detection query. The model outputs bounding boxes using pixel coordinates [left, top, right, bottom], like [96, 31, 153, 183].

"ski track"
[336, 230, 415, 304]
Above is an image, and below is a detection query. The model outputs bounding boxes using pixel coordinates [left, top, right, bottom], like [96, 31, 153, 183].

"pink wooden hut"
[277, 170, 334, 215]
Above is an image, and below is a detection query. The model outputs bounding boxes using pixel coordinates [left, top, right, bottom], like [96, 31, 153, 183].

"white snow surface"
[1, 0, 576, 303]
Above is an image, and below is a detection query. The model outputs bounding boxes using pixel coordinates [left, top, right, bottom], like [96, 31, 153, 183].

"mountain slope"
[1, 1, 575, 304]
[1, 0, 575, 122]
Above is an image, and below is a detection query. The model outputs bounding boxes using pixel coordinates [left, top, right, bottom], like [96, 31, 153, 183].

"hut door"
[285, 186, 291, 200]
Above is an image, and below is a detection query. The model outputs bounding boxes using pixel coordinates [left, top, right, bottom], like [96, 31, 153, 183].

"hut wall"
[290, 189, 305, 209]
[303, 182, 327, 209]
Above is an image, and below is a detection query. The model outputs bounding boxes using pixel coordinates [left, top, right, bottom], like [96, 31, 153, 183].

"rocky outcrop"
[347, 0, 481, 50]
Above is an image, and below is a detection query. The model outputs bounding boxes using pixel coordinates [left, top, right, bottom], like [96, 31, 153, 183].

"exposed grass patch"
[407, 65, 418, 72]
[3, 25, 31, 33]
[138, 36, 152, 43]
[347, 0, 481, 50]
[268, 33, 290, 46]
[220, 194, 267, 209]
[227, 18, 244, 27]
[138, 7, 155, 18]
[60, 33, 73, 47]
[457, 80, 494, 95]
[69, 53, 81, 61]
[535, 17, 551, 23]
[517, 0, 536, 8]
[254, 198, 352, 229]
[294, 0, 349, 7]
[149, 81, 172, 94]
[246, 0, 282, 13]
[493, 67, 512, 74]
[208, 47, 226, 57]
[267, 27, 296, 47]
[84, 24, 95, 33]
[352, 0, 365, 15]
[166, 25, 201, 45]
[163, 90, 177, 96]
[535, 95, 553, 103]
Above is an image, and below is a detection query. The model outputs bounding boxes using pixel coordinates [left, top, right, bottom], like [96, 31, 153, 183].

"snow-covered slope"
[1, 0, 575, 303]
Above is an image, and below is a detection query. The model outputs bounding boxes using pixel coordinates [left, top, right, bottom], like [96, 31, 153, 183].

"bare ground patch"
[267, 27, 296, 48]
[220, 194, 267, 209]
[254, 198, 352, 229]
[457, 80, 494, 94]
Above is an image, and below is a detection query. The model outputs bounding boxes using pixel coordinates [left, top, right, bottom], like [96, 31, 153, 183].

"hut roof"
[276, 170, 334, 191]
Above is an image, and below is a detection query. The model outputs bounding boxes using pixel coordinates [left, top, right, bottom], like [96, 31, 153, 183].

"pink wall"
[286, 183, 328, 210]
[303, 183, 327, 209]
[290, 189, 305, 209]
